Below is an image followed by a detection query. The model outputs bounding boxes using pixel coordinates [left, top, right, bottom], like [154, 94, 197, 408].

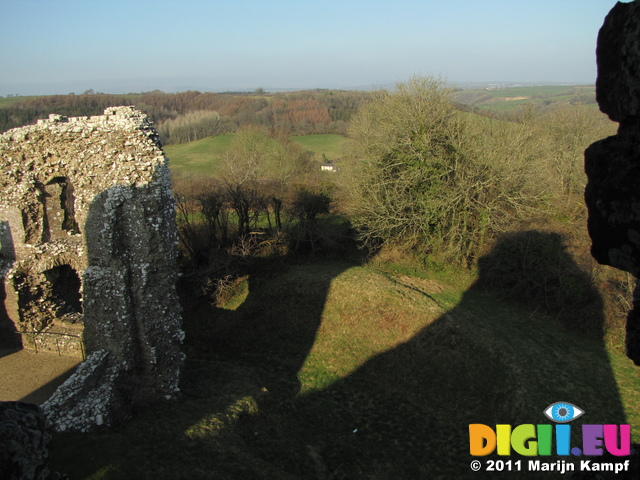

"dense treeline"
[0, 93, 133, 134]
[146, 89, 372, 142]
[0, 89, 372, 144]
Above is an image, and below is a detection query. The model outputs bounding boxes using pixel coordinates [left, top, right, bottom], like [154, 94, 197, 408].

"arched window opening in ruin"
[43, 265, 83, 321]
[12, 264, 83, 331]
[10, 264, 84, 357]
[45, 177, 80, 235]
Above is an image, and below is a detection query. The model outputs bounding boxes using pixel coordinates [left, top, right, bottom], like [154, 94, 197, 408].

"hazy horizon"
[0, 0, 626, 97]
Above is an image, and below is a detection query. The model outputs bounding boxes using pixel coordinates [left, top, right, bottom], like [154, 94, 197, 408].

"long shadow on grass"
[51, 251, 360, 479]
[184, 258, 355, 401]
[229, 232, 632, 479]
[52, 234, 633, 479]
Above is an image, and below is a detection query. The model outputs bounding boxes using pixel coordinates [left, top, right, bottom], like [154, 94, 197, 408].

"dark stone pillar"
[0, 402, 53, 480]
[585, 0, 640, 365]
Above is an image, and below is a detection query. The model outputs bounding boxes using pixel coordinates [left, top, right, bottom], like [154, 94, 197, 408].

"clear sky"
[0, 0, 628, 95]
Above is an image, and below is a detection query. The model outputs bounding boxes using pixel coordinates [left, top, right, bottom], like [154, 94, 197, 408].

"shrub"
[477, 230, 603, 336]
[345, 76, 545, 264]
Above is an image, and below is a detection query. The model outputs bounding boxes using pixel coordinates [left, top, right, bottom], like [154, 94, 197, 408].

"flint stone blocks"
[0, 106, 184, 431]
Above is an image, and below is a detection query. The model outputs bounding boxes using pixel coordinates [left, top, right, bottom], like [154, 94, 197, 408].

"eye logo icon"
[543, 402, 584, 423]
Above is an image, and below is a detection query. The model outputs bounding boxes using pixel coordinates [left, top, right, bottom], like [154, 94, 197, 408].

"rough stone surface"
[0, 107, 184, 431]
[585, 0, 640, 364]
[0, 402, 52, 480]
[596, 1, 640, 123]
[585, 122, 640, 277]
[40, 350, 124, 433]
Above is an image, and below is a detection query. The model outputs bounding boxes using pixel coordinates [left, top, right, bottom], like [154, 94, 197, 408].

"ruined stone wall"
[585, 0, 640, 365]
[0, 402, 52, 480]
[0, 106, 184, 431]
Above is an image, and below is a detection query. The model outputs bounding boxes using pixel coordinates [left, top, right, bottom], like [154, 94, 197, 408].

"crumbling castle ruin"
[0, 106, 184, 432]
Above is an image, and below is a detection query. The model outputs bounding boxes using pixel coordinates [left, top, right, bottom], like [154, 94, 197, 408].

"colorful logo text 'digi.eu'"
[469, 402, 631, 457]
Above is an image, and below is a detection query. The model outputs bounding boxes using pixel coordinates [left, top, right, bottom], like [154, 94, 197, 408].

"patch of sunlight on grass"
[185, 395, 259, 440]
[218, 277, 250, 311]
[297, 359, 341, 392]
[86, 465, 119, 480]
[184, 415, 227, 440]
[430, 287, 465, 309]
[290, 134, 352, 160]
[608, 348, 640, 442]
[297, 265, 445, 394]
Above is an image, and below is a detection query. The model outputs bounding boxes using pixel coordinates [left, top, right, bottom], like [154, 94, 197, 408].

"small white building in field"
[321, 161, 337, 172]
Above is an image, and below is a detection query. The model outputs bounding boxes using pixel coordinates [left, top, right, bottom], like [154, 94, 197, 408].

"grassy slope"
[483, 85, 589, 98]
[51, 260, 640, 479]
[163, 133, 235, 177]
[290, 134, 352, 161]
[164, 133, 352, 178]
[457, 85, 596, 112]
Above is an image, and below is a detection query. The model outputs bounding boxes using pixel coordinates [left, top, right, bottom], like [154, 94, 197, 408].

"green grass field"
[457, 85, 597, 112]
[483, 85, 589, 98]
[51, 258, 640, 479]
[163, 133, 235, 177]
[165, 133, 352, 178]
[0, 96, 41, 108]
[290, 134, 352, 160]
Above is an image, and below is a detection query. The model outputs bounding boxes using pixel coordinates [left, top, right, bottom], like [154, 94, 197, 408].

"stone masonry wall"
[0, 106, 184, 431]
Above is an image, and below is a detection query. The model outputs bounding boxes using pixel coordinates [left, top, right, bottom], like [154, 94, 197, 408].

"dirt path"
[0, 349, 81, 405]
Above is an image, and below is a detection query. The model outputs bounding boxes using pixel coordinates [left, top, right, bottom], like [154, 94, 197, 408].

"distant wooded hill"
[0, 85, 597, 145]
[454, 84, 596, 112]
[0, 90, 373, 144]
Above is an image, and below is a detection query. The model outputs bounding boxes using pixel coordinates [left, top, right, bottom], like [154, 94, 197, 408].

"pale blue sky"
[0, 0, 627, 95]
